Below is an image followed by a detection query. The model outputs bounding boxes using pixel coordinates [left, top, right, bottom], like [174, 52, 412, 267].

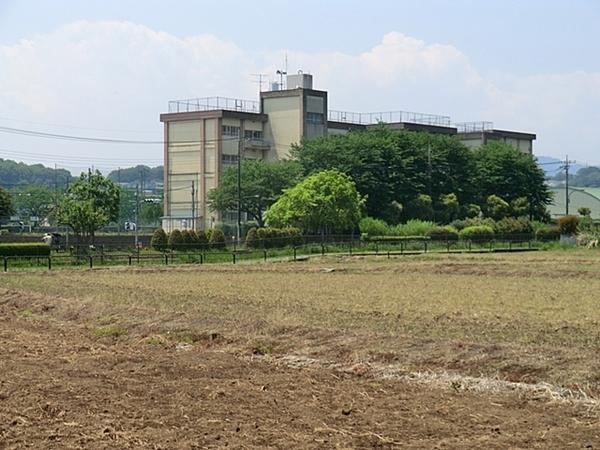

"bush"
[557, 215, 580, 235]
[486, 195, 510, 220]
[494, 217, 533, 237]
[209, 228, 226, 250]
[535, 226, 561, 242]
[245, 227, 259, 249]
[449, 219, 467, 231]
[459, 225, 495, 242]
[393, 219, 435, 237]
[0, 243, 51, 256]
[427, 226, 459, 241]
[362, 235, 430, 242]
[205, 228, 214, 243]
[196, 230, 209, 250]
[254, 227, 302, 248]
[465, 203, 481, 219]
[150, 228, 168, 252]
[168, 229, 184, 250]
[359, 217, 390, 237]
[578, 207, 591, 218]
[180, 230, 194, 250]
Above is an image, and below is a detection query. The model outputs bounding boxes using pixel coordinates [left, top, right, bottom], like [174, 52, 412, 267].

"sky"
[0, 0, 599, 174]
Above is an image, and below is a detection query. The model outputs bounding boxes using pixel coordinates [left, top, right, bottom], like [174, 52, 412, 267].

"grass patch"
[93, 324, 127, 338]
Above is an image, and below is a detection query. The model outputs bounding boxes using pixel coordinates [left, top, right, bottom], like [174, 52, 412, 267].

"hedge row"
[0, 243, 51, 257]
[151, 228, 227, 251]
[246, 227, 302, 249]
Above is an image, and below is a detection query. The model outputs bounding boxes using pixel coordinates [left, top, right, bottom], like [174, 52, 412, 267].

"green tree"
[0, 187, 14, 221]
[438, 193, 460, 223]
[140, 202, 163, 226]
[57, 170, 120, 243]
[265, 170, 364, 233]
[151, 228, 168, 251]
[168, 229, 184, 250]
[12, 186, 56, 223]
[486, 195, 511, 220]
[406, 194, 433, 221]
[474, 142, 551, 220]
[208, 160, 303, 227]
[209, 228, 227, 249]
[292, 126, 477, 222]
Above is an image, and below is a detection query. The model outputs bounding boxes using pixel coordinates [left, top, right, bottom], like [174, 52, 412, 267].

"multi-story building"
[159, 73, 536, 231]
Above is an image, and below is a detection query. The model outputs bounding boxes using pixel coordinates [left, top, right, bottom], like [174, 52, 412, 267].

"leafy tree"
[486, 195, 510, 220]
[208, 160, 303, 227]
[510, 197, 530, 217]
[11, 186, 55, 223]
[292, 126, 477, 222]
[465, 203, 481, 219]
[406, 194, 434, 221]
[151, 228, 168, 251]
[438, 193, 460, 223]
[0, 187, 14, 221]
[473, 142, 551, 220]
[140, 202, 163, 226]
[265, 170, 364, 233]
[107, 165, 163, 185]
[57, 171, 120, 243]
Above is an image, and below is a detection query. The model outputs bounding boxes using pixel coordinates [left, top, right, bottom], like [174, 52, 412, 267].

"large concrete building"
[159, 73, 536, 231]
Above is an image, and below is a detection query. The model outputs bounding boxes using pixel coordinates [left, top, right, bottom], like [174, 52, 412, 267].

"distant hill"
[107, 165, 163, 187]
[536, 156, 584, 178]
[0, 158, 73, 189]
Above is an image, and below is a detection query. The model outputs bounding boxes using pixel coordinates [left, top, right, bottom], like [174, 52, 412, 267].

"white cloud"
[0, 21, 599, 170]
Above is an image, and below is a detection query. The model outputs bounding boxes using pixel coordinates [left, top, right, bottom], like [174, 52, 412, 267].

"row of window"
[306, 112, 324, 125]
[221, 126, 264, 140]
[221, 154, 239, 164]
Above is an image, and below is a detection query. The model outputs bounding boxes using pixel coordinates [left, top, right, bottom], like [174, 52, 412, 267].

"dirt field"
[1, 251, 600, 448]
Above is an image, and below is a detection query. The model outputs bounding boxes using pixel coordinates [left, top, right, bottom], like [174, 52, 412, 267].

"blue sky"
[0, 0, 599, 172]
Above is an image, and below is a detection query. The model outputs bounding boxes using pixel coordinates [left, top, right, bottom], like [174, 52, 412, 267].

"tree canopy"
[0, 187, 14, 221]
[11, 185, 55, 223]
[107, 165, 163, 185]
[0, 158, 72, 188]
[291, 126, 477, 223]
[57, 170, 120, 242]
[265, 170, 364, 233]
[208, 159, 303, 227]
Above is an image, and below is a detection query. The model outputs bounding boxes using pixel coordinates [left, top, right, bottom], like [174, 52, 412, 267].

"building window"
[306, 112, 324, 125]
[244, 129, 263, 139]
[221, 154, 239, 165]
[222, 125, 240, 137]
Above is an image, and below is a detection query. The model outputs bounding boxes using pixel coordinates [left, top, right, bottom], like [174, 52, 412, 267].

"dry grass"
[3, 250, 600, 392]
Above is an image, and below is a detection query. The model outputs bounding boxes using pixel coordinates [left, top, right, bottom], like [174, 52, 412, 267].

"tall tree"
[57, 170, 120, 243]
[0, 187, 14, 221]
[473, 142, 552, 220]
[208, 160, 303, 227]
[291, 126, 477, 223]
[265, 170, 364, 233]
[11, 186, 56, 223]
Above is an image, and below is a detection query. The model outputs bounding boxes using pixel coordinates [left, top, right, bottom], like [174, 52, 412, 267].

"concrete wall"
[262, 94, 302, 160]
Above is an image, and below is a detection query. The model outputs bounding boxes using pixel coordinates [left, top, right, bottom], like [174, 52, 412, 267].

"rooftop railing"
[455, 121, 494, 133]
[328, 110, 452, 127]
[168, 97, 261, 114]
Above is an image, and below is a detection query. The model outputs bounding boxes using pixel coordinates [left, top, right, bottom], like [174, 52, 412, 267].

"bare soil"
[1, 286, 600, 449]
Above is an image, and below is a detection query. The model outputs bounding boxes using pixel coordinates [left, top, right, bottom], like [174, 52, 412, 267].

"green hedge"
[536, 227, 561, 242]
[458, 225, 495, 242]
[246, 227, 302, 249]
[427, 226, 459, 241]
[0, 243, 51, 257]
[361, 235, 430, 242]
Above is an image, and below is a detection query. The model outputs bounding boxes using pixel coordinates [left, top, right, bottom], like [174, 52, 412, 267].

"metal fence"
[1, 235, 547, 272]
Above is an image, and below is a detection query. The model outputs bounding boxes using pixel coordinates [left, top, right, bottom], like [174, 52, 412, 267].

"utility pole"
[135, 184, 139, 248]
[191, 180, 195, 231]
[237, 137, 243, 241]
[563, 154, 576, 216]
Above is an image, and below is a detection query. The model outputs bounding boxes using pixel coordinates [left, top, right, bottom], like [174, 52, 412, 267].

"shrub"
[0, 243, 51, 256]
[359, 217, 390, 237]
[449, 219, 467, 231]
[427, 226, 459, 241]
[465, 203, 481, 219]
[254, 227, 301, 248]
[535, 226, 560, 242]
[150, 228, 168, 252]
[168, 229, 184, 250]
[246, 227, 259, 249]
[459, 225, 495, 242]
[557, 215, 580, 235]
[494, 217, 533, 237]
[205, 228, 214, 243]
[180, 230, 193, 251]
[578, 207, 591, 218]
[209, 228, 226, 250]
[392, 219, 435, 237]
[439, 193, 460, 223]
[196, 230, 209, 250]
[486, 195, 510, 220]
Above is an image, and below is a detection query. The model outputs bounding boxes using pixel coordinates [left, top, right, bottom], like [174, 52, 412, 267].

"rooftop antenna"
[251, 73, 268, 95]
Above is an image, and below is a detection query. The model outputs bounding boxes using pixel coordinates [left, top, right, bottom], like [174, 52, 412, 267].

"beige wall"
[262, 95, 301, 160]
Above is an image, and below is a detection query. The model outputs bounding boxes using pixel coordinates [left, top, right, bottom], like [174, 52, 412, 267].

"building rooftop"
[168, 96, 260, 114]
[328, 110, 452, 127]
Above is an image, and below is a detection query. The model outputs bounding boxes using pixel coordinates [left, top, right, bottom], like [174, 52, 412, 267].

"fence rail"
[0, 236, 548, 272]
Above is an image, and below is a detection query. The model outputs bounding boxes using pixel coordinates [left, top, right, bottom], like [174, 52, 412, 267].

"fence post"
[48, 256, 51, 271]
[164, 254, 168, 265]
[400, 241, 404, 255]
[263, 250, 267, 262]
[232, 253, 236, 264]
[349, 239, 353, 255]
[509, 240, 512, 250]
[100, 245, 105, 265]
[3, 257, 7, 272]
[128, 255, 132, 266]
[137, 246, 140, 264]
[424, 241, 428, 253]
[88, 255, 93, 269]
[200, 253, 204, 264]
[321, 243, 325, 256]
[447, 241, 450, 253]
[490, 240, 493, 252]
[293, 246, 297, 261]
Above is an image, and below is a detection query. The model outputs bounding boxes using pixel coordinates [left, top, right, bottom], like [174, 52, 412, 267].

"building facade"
[160, 73, 536, 231]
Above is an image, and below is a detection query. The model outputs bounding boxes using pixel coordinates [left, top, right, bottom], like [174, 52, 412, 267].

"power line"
[0, 116, 157, 134]
[0, 125, 241, 145]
